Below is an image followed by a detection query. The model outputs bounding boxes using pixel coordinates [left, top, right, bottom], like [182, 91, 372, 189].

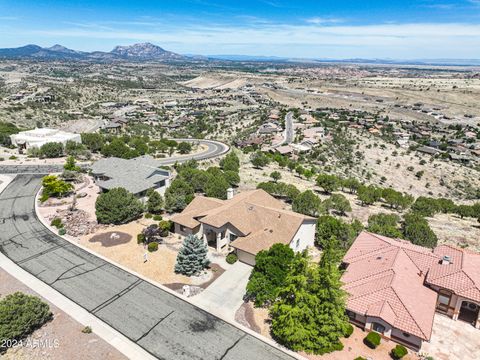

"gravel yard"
[0, 268, 126, 360]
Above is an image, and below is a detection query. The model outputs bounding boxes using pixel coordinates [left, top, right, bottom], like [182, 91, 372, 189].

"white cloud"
[3, 20, 480, 59]
[305, 17, 344, 25]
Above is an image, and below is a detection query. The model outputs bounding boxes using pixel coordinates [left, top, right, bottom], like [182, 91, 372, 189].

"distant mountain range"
[0, 43, 480, 66]
[0, 43, 184, 61]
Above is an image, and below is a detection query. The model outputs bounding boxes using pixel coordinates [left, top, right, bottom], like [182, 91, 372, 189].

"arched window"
[372, 322, 385, 334]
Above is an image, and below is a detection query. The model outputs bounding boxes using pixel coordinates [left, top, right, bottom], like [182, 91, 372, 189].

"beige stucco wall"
[391, 328, 422, 349]
[288, 220, 316, 252]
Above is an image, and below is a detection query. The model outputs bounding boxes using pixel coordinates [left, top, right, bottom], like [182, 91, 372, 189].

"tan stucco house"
[343, 231, 480, 351]
[170, 189, 316, 265]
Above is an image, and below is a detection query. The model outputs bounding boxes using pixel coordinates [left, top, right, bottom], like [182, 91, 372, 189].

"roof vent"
[441, 255, 451, 265]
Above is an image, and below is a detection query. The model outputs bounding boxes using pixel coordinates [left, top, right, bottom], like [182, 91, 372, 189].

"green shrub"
[0, 292, 52, 348]
[50, 217, 63, 228]
[226, 253, 238, 264]
[354, 357, 367, 360]
[145, 213, 153, 219]
[153, 214, 163, 221]
[147, 242, 158, 252]
[81, 326, 92, 334]
[158, 220, 171, 237]
[58, 228, 66, 236]
[41, 175, 73, 201]
[95, 188, 144, 225]
[137, 233, 145, 244]
[39, 142, 64, 158]
[344, 323, 354, 338]
[8, 155, 17, 160]
[391, 344, 408, 359]
[364, 332, 381, 349]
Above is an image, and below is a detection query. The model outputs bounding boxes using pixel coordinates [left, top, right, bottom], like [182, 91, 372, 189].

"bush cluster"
[226, 253, 238, 264]
[363, 332, 381, 349]
[0, 292, 52, 349]
[147, 242, 158, 252]
[391, 344, 408, 359]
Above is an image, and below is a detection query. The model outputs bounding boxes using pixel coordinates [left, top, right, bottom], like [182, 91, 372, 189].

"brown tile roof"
[343, 232, 438, 340]
[169, 196, 224, 228]
[427, 245, 480, 303]
[171, 189, 315, 255]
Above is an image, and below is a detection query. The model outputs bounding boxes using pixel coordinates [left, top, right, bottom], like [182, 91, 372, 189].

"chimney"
[441, 255, 451, 265]
[227, 188, 234, 200]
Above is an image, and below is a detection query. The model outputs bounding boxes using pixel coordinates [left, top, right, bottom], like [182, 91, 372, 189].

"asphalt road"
[0, 175, 293, 360]
[284, 112, 294, 144]
[0, 139, 229, 174]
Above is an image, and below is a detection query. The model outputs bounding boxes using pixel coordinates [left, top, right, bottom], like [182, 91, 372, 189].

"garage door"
[236, 250, 256, 266]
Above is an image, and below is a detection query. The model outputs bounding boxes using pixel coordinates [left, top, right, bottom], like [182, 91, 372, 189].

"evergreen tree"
[250, 151, 270, 168]
[270, 237, 349, 355]
[64, 155, 80, 171]
[310, 236, 349, 352]
[246, 244, 295, 306]
[204, 174, 229, 199]
[165, 178, 194, 212]
[174, 235, 210, 276]
[270, 252, 321, 352]
[324, 193, 351, 216]
[367, 213, 403, 238]
[315, 174, 340, 194]
[292, 190, 322, 217]
[95, 187, 144, 224]
[220, 151, 240, 172]
[146, 189, 164, 214]
[402, 212, 438, 248]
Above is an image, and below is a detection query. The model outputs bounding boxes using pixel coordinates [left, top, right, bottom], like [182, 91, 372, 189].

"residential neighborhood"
[1, 2, 480, 359]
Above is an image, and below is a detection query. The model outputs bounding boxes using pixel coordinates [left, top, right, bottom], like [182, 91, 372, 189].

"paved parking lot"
[0, 174, 295, 360]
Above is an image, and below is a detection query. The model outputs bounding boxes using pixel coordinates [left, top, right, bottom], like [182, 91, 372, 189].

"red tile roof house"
[342, 231, 480, 351]
[170, 189, 316, 265]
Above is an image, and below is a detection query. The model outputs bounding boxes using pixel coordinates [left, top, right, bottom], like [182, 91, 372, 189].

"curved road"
[0, 139, 229, 174]
[0, 174, 294, 360]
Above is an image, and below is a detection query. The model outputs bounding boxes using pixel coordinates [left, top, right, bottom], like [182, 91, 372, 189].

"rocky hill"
[0, 43, 185, 61]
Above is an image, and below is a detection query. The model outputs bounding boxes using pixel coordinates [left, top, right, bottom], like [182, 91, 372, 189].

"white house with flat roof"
[10, 128, 81, 149]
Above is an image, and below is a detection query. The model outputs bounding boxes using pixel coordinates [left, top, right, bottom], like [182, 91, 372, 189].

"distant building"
[91, 155, 171, 201]
[10, 128, 81, 149]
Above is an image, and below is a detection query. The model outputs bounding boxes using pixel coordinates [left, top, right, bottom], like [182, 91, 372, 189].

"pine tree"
[270, 237, 349, 355]
[311, 236, 349, 352]
[270, 253, 322, 352]
[146, 189, 164, 214]
[174, 235, 210, 276]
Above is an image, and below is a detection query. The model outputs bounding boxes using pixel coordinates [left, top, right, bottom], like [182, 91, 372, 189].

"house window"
[346, 310, 356, 320]
[437, 289, 451, 312]
[180, 225, 186, 232]
[229, 233, 238, 242]
[296, 239, 300, 249]
[372, 322, 385, 334]
[402, 332, 411, 338]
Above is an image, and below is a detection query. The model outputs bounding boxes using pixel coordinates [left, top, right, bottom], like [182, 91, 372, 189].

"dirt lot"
[0, 268, 126, 360]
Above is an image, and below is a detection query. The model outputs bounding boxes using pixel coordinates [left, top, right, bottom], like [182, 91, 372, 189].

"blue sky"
[1, 0, 480, 59]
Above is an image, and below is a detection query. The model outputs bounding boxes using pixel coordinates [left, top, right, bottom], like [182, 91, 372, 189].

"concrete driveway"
[191, 262, 252, 322]
[421, 314, 480, 360]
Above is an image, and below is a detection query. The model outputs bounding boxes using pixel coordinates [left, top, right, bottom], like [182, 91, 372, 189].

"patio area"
[421, 314, 480, 360]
